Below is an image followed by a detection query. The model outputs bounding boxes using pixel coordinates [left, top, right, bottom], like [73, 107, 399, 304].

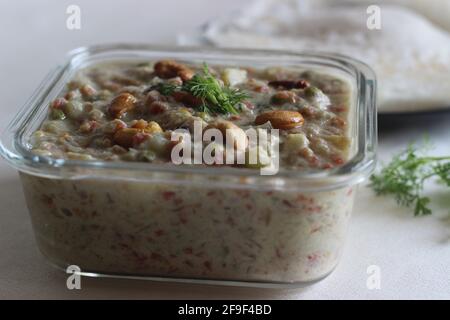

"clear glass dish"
[0, 44, 377, 288]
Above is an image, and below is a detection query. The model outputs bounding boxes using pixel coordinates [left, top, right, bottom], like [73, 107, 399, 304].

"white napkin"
[181, 0, 450, 113]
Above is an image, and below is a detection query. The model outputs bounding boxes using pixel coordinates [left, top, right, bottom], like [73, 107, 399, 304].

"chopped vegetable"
[221, 68, 248, 87]
[63, 101, 84, 119]
[305, 86, 322, 98]
[50, 109, 66, 120]
[32, 60, 350, 170]
[284, 133, 310, 150]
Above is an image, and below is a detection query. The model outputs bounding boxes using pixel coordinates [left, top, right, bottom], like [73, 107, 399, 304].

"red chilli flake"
[203, 261, 212, 272]
[282, 200, 294, 208]
[131, 250, 147, 264]
[308, 155, 320, 166]
[41, 194, 54, 207]
[307, 253, 320, 265]
[173, 198, 183, 205]
[162, 191, 176, 200]
[275, 247, 283, 258]
[322, 163, 333, 169]
[244, 101, 255, 109]
[179, 213, 188, 224]
[226, 216, 236, 226]
[87, 120, 99, 132]
[332, 156, 344, 165]
[150, 252, 162, 260]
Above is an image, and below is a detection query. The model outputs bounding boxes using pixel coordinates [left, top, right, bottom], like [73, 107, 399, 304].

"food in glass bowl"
[0, 45, 376, 287]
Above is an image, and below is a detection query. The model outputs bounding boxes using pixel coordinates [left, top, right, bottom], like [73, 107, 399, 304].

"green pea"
[139, 150, 156, 162]
[197, 112, 211, 122]
[304, 86, 322, 98]
[50, 109, 66, 120]
[136, 62, 152, 67]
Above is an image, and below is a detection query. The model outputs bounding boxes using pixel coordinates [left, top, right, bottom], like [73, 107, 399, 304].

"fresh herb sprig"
[153, 63, 249, 115]
[370, 144, 450, 216]
[152, 82, 179, 96]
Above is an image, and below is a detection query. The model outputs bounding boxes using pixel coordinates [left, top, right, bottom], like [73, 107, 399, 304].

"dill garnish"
[152, 82, 178, 96]
[154, 63, 249, 115]
[370, 143, 450, 216]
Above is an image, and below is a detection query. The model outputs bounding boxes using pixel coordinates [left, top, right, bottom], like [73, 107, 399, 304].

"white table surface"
[0, 0, 449, 300]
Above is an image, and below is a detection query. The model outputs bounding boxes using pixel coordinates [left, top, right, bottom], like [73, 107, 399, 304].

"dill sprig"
[153, 63, 249, 115]
[152, 82, 179, 96]
[370, 143, 450, 216]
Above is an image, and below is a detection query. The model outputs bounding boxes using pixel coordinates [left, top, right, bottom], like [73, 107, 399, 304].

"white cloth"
[184, 0, 450, 113]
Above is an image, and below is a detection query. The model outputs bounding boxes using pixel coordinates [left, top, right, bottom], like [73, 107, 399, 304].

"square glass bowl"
[0, 44, 377, 288]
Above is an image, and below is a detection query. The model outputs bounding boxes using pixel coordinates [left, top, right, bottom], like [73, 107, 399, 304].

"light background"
[0, 0, 448, 299]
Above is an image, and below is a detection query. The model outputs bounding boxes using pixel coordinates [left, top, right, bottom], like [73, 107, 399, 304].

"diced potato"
[31, 149, 53, 157]
[140, 133, 170, 156]
[66, 152, 94, 160]
[63, 100, 84, 119]
[138, 150, 156, 162]
[304, 87, 330, 110]
[145, 121, 163, 134]
[122, 148, 139, 161]
[88, 109, 104, 120]
[313, 138, 331, 156]
[323, 135, 350, 151]
[221, 68, 247, 87]
[197, 111, 212, 122]
[31, 130, 47, 140]
[41, 120, 71, 134]
[284, 133, 309, 151]
[263, 67, 291, 81]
